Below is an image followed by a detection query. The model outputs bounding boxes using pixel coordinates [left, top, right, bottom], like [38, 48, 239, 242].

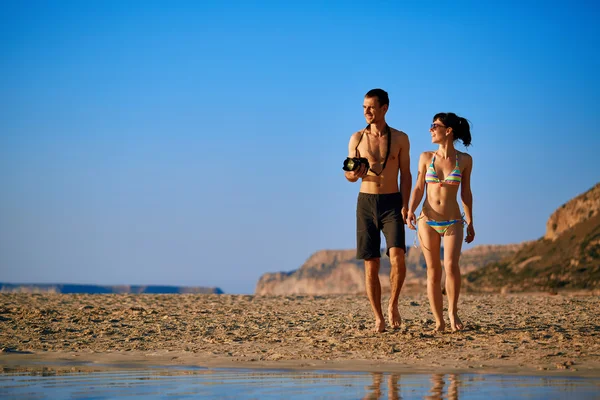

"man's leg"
[380, 192, 407, 329]
[388, 247, 406, 329]
[365, 257, 385, 332]
[356, 193, 384, 332]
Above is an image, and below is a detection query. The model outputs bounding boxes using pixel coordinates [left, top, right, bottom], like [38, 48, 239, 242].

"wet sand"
[1, 293, 599, 376]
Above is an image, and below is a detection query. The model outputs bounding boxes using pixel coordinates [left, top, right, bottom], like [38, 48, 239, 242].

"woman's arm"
[406, 152, 428, 230]
[460, 154, 475, 243]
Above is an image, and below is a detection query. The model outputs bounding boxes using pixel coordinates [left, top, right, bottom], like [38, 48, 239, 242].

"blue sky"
[1, 1, 599, 294]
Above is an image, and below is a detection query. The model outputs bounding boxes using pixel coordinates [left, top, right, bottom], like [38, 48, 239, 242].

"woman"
[407, 112, 475, 332]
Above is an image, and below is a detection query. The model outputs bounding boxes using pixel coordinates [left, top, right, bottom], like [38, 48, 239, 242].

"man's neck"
[369, 121, 388, 137]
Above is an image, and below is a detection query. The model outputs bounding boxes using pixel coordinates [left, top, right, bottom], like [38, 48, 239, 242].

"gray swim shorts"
[356, 192, 406, 259]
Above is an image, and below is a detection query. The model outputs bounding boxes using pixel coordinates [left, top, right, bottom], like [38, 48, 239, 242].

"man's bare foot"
[388, 304, 401, 329]
[450, 313, 464, 332]
[374, 318, 386, 333]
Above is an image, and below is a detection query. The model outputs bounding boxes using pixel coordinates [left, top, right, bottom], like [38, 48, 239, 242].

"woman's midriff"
[421, 186, 462, 220]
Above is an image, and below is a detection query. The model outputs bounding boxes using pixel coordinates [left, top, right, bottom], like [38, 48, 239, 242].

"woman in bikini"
[406, 112, 475, 332]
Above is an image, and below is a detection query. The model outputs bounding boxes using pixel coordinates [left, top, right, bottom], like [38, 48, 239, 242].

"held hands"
[465, 223, 475, 243]
[406, 209, 417, 230]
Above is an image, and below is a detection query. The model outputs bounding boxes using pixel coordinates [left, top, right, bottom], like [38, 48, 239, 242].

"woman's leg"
[443, 222, 465, 331]
[417, 218, 444, 331]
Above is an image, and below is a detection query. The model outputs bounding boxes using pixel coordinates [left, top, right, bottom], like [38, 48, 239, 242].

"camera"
[342, 157, 370, 172]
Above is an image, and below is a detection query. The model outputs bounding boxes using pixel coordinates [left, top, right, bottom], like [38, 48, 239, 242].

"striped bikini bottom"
[413, 214, 465, 248]
[418, 215, 465, 235]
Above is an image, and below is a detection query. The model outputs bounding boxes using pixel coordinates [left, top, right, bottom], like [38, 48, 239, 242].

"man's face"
[363, 96, 387, 124]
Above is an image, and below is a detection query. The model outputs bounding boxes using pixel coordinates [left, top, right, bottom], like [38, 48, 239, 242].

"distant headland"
[0, 283, 223, 294]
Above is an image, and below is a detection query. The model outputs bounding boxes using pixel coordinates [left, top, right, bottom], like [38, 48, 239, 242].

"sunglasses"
[430, 123, 447, 130]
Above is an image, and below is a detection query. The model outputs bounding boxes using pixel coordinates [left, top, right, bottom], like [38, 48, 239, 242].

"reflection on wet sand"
[2, 367, 599, 399]
[426, 373, 459, 400]
[363, 372, 400, 400]
[364, 372, 460, 400]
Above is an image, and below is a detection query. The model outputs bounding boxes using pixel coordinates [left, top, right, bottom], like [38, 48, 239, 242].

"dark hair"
[433, 112, 472, 147]
[365, 88, 389, 107]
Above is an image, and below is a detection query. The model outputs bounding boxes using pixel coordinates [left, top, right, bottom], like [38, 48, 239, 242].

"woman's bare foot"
[388, 304, 401, 329]
[450, 313, 464, 332]
[432, 321, 445, 334]
[374, 318, 386, 333]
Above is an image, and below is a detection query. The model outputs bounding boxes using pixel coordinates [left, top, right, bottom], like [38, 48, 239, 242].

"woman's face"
[429, 119, 449, 144]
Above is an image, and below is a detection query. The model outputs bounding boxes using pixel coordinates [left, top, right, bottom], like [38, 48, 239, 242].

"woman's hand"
[465, 223, 475, 243]
[406, 210, 417, 230]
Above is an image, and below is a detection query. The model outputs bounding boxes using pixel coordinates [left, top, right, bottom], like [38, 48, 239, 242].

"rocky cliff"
[255, 244, 524, 295]
[545, 183, 600, 240]
[465, 183, 600, 292]
[459, 243, 526, 274]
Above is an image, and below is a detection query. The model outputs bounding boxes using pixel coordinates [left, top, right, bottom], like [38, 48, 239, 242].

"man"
[343, 88, 412, 333]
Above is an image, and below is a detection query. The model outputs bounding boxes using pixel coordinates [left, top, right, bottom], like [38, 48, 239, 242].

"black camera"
[342, 157, 370, 172]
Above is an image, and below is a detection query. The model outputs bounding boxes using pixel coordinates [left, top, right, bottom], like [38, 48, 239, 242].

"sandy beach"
[1, 293, 599, 377]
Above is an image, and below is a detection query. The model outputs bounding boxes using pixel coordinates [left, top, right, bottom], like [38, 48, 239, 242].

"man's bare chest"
[357, 134, 396, 163]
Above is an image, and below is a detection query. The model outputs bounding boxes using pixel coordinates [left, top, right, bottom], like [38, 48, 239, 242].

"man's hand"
[406, 209, 417, 230]
[401, 207, 408, 225]
[465, 223, 475, 243]
[346, 164, 368, 181]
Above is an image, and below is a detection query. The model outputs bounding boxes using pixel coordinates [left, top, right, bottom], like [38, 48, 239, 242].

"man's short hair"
[365, 89, 389, 107]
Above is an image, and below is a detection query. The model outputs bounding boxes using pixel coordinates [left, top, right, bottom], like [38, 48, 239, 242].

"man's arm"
[344, 132, 367, 182]
[398, 133, 412, 218]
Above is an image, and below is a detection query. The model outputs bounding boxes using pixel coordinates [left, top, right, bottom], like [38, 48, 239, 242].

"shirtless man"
[343, 88, 412, 333]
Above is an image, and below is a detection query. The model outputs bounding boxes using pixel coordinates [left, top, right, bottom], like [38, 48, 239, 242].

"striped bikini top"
[425, 153, 461, 186]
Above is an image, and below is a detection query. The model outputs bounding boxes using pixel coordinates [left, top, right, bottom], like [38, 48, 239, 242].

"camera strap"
[354, 124, 392, 176]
